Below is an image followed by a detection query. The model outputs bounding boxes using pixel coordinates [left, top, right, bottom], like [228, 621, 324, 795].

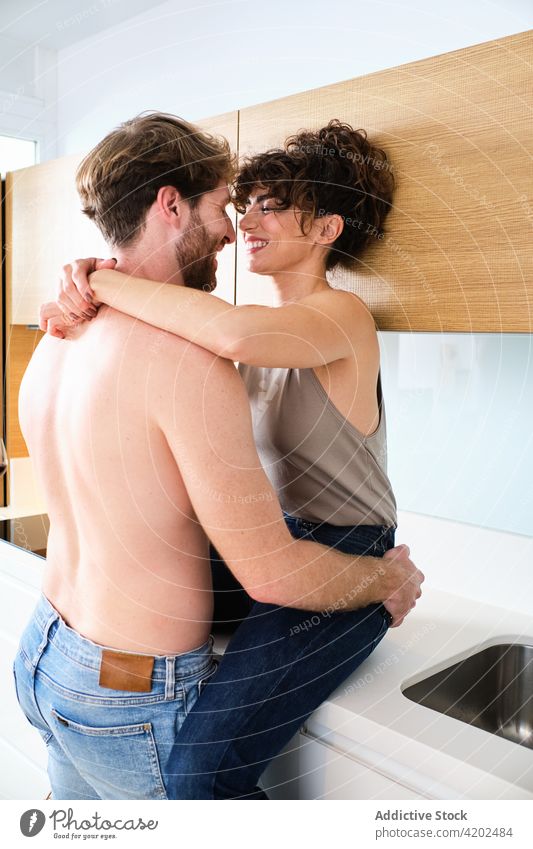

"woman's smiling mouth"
[245, 240, 269, 254]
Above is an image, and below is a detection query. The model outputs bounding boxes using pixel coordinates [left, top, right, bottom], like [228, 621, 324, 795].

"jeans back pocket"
[49, 708, 168, 800]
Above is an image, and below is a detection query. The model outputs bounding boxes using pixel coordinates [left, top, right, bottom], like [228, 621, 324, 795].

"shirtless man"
[14, 113, 423, 800]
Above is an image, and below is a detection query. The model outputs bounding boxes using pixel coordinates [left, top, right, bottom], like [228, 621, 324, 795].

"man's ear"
[157, 186, 186, 226]
[314, 213, 344, 246]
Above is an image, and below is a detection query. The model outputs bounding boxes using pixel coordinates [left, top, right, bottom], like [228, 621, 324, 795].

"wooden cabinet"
[5, 326, 43, 461]
[5, 154, 109, 327]
[0, 187, 4, 505]
[236, 31, 533, 331]
[4, 155, 108, 467]
[196, 112, 238, 306]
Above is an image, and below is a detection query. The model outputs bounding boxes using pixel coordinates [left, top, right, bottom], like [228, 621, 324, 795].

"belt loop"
[34, 612, 59, 668]
[165, 656, 175, 701]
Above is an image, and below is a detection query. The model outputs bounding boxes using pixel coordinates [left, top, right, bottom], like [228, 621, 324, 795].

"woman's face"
[239, 187, 319, 276]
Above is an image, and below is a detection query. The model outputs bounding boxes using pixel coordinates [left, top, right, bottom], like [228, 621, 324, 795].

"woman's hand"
[57, 257, 117, 320]
[39, 302, 81, 339]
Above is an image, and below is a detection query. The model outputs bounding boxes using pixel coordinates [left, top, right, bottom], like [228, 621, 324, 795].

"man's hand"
[381, 544, 424, 627]
[56, 257, 117, 320]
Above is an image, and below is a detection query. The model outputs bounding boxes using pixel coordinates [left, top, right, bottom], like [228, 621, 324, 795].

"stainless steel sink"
[403, 643, 533, 749]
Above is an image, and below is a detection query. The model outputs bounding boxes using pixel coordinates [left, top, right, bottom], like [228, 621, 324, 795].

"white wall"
[55, 0, 532, 156]
[395, 511, 533, 618]
[0, 35, 58, 160]
[380, 333, 533, 538]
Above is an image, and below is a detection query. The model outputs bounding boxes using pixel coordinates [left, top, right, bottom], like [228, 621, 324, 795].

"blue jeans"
[13, 595, 217, 799]
[167, 517, 395, 799]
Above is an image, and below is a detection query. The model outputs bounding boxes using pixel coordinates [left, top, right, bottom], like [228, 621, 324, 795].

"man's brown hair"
[76, 112, 235, 247]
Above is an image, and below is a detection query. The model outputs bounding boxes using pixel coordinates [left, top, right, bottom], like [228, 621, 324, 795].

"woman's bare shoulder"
[304, 287, 376, 329]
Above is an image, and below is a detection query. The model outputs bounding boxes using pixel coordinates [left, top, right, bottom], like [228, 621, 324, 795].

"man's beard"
[175, 207, 219, 292]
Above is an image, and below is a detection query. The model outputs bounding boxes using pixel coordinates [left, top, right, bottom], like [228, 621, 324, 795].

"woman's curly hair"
[233, 119, 395, 272]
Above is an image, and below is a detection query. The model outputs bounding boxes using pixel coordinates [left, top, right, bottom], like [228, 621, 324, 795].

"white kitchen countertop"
[304, 588, 533, 799]
[0, 505, 46, 520]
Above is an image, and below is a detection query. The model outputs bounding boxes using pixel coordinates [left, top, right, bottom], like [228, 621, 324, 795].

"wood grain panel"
[236, 31, 533, 331]
[2, 157, 100, 473]
[0, 187, 4, 506]
[196, 112, 238, 305]
[5, 326, 43, 459]
[5, 155, 109, 326]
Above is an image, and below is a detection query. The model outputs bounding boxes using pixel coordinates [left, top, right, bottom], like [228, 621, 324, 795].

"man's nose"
[225, 215, 236, 245]
[217, 216, 236, 250]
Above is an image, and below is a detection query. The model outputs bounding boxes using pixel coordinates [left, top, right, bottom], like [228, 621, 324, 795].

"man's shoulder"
[143, 325, 230, 373]
[134, 321, 237, 392]
[102, 307, 223, 364]
[150, 342, 242, 436]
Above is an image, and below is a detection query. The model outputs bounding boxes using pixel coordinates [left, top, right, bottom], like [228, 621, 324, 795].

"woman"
[47, 120, 401, 799]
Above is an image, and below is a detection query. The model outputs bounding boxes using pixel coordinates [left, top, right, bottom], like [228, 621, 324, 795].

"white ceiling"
[1, 0, 171, 50]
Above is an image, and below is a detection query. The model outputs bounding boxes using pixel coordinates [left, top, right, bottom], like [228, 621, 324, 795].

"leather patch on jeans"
[99, 650, 154, 692]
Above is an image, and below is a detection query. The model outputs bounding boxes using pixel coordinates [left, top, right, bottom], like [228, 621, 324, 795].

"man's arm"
[153, 343, 423, 618]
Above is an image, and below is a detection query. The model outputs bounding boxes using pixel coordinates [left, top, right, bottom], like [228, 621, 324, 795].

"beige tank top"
[239, 363, 397, 527]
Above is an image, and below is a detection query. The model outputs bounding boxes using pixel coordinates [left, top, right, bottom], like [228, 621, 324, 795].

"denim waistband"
[33, 595, 214, 681]
[283, 513, 396, 539]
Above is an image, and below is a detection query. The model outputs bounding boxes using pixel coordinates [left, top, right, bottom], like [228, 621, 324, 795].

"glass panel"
[0, 135, 36, 177]
[380, 333, 533, 537]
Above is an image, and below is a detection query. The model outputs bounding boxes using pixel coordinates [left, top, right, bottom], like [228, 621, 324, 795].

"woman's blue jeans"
[166, 516, 395, 799]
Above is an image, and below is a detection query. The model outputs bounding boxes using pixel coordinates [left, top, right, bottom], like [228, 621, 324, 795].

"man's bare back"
[19, 305, 213, 654]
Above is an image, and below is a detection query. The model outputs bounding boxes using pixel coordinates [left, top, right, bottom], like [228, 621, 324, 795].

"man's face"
[176, 183, 235, 291]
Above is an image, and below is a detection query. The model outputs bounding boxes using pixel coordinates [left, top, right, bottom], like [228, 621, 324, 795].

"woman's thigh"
[167, 522, 395, 799]
[168, 601, 388, 798]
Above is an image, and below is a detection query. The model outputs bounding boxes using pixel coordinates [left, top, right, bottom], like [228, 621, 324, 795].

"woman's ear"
[314, 213, 344, 246]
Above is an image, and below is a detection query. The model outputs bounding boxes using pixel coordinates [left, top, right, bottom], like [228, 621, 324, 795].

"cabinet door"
[196, 112, 238, 306]
[5, 154, 108, 327]
[0, 186, 4, 505]
[5, 155, 108, 469]
[5, 326, 42, 460]
[298, 736, 424, 800]
[236, 31, 532, 329]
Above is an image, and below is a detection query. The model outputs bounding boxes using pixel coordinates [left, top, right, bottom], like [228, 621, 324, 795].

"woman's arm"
[89, 269, 244, 360]
[59, 262, 375, 367]
[91, 270, 377, 368]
